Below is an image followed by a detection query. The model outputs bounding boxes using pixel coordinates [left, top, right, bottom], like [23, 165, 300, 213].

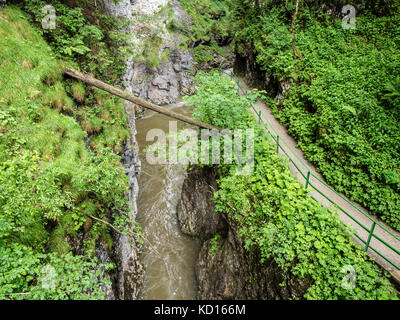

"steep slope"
[178, 72, 398, 300]
[231, 1, 400, 231]
[0, 6, 141, 299]
[99, 0, 195, 106]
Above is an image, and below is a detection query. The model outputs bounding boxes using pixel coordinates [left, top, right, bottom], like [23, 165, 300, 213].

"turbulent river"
[136, 100, 200, 300]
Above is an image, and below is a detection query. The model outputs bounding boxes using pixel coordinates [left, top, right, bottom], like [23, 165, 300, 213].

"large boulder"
[177, 166, 228, 241]
[177, 165, 311, 300]
[100, 0, 195, 108]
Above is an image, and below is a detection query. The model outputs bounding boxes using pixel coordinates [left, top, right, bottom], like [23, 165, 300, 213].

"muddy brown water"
[136, 100, 200, 300]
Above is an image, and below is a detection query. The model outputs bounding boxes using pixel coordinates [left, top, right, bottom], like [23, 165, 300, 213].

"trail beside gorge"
[236, 76, 400, 283]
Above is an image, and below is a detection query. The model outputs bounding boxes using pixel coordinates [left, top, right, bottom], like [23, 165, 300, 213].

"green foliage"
[185, 72, 255, 130]
[361, 0, 400, 16]
[0, 243, 109, 300]
[180, 0, 232, 44]
[73, 86, 129, 153]
[179, 0, 233, 67]
[0, 7, 130, 299]
[230, 2, 400, 231]
[231, 0, 400, 17]
[193, 43, 231, 67]
[187, 72, 398, 300]
[193, 45, 216, 64]
[21, 0, 132, 82]
[209, 234, 222, 255]
[127, 3, 174, 69]
[381, 76, 400, 111]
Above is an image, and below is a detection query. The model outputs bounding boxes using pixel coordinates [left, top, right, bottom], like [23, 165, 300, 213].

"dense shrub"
[230, 1, 400, 230]
[0, 7, 129, 299]
[186, 71, 398, 299]
[178, 0, 233, 66]
[20, 0, 132, 82]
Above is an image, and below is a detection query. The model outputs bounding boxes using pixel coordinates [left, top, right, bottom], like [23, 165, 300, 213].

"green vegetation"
[2, 0, 398, 301]
[131, 4, 173, 69]
[178, 0, 232, 67]
[180, 0, 231, 44]
[229, 1, 400, 231]
[209, 234, 222, 255]
[185, 71, 398, 300]
[193, 43, 229, 66]
[21, 0, 132, 82]
[0, 7, 132, 299]
[132, 1, 232, 69]
[15, 0, 132, 153]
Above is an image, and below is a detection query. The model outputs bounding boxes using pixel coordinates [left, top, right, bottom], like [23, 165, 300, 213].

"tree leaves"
[189, 72, 398, 300]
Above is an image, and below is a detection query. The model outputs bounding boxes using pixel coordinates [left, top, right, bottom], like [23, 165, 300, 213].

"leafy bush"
[21, 0, 132, 82]
[180, 0, 232, 44]
[0, 7, 130, 299]
[179, 0, 233, 67]
[0, 243, 110, 300]
[186, 71, 398, 300]
[209, 234, 222, 255]
[230, 2, 400, 231]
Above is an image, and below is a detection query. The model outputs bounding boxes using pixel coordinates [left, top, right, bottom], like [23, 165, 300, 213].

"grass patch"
[0, 7, 130, 299]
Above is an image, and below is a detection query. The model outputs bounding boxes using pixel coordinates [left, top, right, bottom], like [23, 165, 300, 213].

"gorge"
[1, 0, 399, 301]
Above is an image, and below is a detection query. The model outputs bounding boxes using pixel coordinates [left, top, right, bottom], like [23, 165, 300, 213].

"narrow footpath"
[236, 76, 400, 282]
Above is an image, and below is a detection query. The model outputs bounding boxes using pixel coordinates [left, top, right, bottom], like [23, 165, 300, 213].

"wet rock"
[152, 75, 170, 90]
[116, 106, 144, 300]
[98, 0, 133, 18]
[113, 231, 144, 300]
[96, 242, 116, 300]
[98, 0, 144, 300]
[178, 165, 311, 300]
[196, 228, 310, 300]
[144, 49, 193, 105]
[173, 63, 182, 72]
[177, 166, 228, 241]
[100, 0, 195, 108]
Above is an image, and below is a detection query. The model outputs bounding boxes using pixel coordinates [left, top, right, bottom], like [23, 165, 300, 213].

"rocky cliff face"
[94, 66, 143, 301]
[113, 100, 143, 300]
[96, 0, 143, 300]
[100, 0, 194, 107]
[234, 46, 291, 105]
[177, 166, 310, 300]
[96, 0, 197, 300]
[177, 166, 228, 241]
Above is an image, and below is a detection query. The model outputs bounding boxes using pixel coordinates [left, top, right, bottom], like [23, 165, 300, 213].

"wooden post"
[62, 67, 221, 131]
[305, 171, 311, 189]
[365, 222, 376, 252]
[276, 135, 280, 154]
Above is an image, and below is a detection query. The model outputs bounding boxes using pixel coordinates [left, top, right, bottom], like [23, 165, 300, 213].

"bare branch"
[291, 0, 302, 59]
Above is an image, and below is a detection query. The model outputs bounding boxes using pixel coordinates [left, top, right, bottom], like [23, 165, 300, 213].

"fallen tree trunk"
[63, 67, 221, 131]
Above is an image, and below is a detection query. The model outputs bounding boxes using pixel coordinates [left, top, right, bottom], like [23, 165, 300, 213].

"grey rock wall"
[177, 166, 311, 300]
[100, 0, 195, 107]
[98, 0, 143, 300]
[97, 0, 196, 300]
